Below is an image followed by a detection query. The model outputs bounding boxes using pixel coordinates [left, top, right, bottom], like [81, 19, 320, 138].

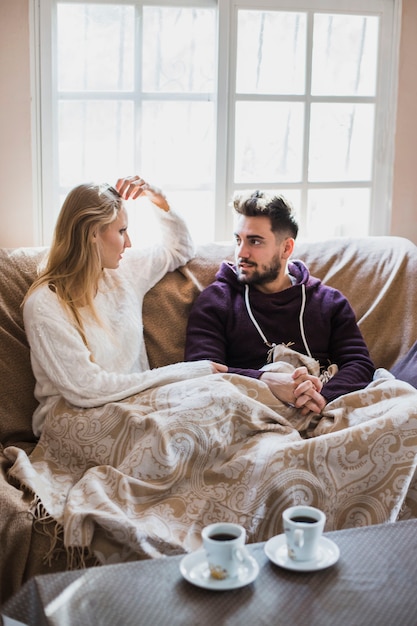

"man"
[185, 190, 375, 416]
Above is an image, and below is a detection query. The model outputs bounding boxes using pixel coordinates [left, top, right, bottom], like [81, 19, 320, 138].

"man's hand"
[260, 366, 327, 415]
[292, 366, 322, 392]
[292, 367, 327, 415]
[260, 370, 306, 405]
[210, 362, 228, 373]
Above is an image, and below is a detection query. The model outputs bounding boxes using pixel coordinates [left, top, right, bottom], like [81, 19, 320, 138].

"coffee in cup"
[202, 522, 252, 579]
[282, 505, 326, 561]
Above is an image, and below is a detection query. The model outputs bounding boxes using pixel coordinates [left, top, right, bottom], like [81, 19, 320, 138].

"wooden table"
[2, 519, 417, 626]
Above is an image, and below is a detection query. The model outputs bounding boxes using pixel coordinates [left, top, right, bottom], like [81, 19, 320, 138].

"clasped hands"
[209, 362, 326, 416]
[260, 367, 326, 415]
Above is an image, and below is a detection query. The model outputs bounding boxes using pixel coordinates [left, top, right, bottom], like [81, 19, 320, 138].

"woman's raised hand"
[115, 176, 170, 212]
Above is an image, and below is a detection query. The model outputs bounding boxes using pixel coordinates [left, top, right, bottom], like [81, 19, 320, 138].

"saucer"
[264, 534, 340, 572]
[180, 549, 259, 590]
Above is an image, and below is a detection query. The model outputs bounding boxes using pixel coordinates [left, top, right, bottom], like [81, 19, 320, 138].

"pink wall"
[0, 0, 416, 247]
[0, 0, 35, 246]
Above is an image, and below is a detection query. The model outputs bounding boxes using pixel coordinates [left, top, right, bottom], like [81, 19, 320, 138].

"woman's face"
[96, 205, 131, 269]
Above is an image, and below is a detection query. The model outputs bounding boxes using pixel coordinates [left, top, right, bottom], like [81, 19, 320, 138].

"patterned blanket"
[6, 352, 417, 566]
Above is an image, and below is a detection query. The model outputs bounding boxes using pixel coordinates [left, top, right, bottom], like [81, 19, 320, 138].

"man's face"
[234, 215, 290, 291]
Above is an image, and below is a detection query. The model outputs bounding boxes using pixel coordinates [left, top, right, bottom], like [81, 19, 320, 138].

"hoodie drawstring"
[244, 283, 312, 363]
[298, 284, 313, 358]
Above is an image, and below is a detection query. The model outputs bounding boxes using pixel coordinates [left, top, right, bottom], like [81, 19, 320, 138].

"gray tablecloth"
[2, 520, 417, 626]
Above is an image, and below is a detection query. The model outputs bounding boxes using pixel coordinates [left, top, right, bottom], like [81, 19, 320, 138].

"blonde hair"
[25, 183, 123, 350]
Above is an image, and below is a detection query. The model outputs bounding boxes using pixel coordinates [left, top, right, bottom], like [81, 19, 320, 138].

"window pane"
[236, 10, 306, 95]
[141, 101, 215, 186]
[41, 1, 396, 246]
[234, 102, 304, 183]
[307, 188, 371, 239]
[126, 190, 215, 246]
[57, 4, 135, 92]
[279, 190, 301, 225]
[312, 14, 379, 96]
[142, 7, 216, 93]
[168, 190, 215, 243]
[58, 101, 134, 187]
[309, 103, 375, 182]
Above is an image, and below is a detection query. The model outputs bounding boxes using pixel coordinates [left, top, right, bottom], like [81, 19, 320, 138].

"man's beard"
[236, 254, 282, 286]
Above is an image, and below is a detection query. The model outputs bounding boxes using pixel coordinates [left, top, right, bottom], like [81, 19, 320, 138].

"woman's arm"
[24, 287, 213, 410]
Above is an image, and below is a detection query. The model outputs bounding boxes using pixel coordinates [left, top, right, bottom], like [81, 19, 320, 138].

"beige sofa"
[1, 236, 417, 604]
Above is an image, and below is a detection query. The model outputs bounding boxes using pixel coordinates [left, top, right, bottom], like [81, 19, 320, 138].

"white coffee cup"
[282, 505, 326, 561]
[202, 522, 252, 580]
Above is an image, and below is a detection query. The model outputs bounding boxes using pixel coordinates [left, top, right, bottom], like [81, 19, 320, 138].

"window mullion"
[369, 0, 401, 236]
[134, 2, 143, 176]
[300, 9, 314, 235]
[215, 0, 233, 240]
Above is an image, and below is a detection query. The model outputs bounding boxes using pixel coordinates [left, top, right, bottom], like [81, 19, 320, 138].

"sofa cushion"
[143, 242, 234, 369]
[0, 248, 46, 449]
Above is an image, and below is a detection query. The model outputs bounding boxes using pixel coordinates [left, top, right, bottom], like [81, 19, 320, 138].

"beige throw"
[5, 350, 417, 567]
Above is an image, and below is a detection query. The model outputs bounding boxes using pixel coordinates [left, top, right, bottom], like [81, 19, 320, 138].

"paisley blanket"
[5, 353, 417, 566]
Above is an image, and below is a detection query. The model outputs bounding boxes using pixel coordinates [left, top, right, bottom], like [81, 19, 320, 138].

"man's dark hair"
[232, 190, 299, 239]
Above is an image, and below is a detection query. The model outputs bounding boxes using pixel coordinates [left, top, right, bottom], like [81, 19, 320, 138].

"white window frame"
[31, 0, 401, 244]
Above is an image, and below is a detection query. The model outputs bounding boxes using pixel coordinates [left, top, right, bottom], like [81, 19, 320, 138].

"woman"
[24, 175, 225, 437]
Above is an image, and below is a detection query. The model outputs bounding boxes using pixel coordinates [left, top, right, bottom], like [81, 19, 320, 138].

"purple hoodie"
[185, 260, 375, 402]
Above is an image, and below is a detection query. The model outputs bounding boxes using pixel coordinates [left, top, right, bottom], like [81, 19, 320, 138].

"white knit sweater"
[23, 208, 212, 436]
